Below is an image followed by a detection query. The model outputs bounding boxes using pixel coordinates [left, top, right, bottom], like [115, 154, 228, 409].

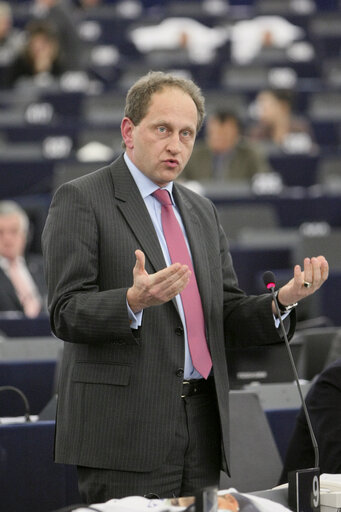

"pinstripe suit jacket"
[42, 154, 294, 473]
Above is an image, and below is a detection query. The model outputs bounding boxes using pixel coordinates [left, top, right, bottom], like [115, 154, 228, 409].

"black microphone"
[263, 271, 320, 512]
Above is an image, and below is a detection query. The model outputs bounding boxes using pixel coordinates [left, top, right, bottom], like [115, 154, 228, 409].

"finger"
[321, 259, 329, 281]
[152, 263, 189, 285]
[167, 268, 191, 296]
[151, 265, 191, 301]
[316, 256, 329, 282]
[311, 257, 322, 285]
[293, 264, 303, 286]
[316, 255, 327, 264]
[303, 257, 313, 285]
[156, 267, 191, 297]
[134, 249, 146, 274]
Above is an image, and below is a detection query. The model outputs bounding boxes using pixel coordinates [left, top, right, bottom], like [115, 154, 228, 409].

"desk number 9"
[312, 475, 319, 508]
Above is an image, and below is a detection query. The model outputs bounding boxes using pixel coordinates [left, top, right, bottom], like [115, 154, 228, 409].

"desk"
[0, 336, 61, 360]
[207, 190, 341, 228]
[0, 421, 80, 512]
[0, 315, 52, 337]
[0, 359, 57, 416]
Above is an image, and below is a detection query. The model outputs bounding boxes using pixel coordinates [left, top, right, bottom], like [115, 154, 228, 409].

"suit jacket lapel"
[173, 185, 212, 323]
[109, 157, 168, 274]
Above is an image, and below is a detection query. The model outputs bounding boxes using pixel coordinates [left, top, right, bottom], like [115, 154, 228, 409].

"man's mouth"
[164, 159, 179, 168]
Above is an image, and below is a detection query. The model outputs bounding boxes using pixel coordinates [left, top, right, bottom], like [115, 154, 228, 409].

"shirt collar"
[124, 153, 174, 203]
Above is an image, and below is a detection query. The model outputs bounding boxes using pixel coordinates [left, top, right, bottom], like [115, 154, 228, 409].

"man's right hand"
[126, 249, 191, 313]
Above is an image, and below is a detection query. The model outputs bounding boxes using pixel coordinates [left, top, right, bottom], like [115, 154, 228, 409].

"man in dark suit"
[0, 200, 45, 316]
[42, 71, 329, 504]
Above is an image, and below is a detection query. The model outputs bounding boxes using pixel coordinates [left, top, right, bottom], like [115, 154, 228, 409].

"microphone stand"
[269, 285, 319, 471]
[264, 273, 320, 512]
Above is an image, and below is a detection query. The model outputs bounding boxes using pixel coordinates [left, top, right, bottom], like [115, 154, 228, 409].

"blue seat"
[230, 246, 292, 294]
[311, 120, 340, 147]
[0, 160, 55, 198]
[268, 154, 319, 187]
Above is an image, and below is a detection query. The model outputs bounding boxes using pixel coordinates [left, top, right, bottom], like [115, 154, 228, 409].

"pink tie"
[153, 189, 212, 379]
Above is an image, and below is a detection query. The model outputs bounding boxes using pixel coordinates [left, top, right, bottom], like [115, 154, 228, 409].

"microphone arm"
[0, 385, 31, 423]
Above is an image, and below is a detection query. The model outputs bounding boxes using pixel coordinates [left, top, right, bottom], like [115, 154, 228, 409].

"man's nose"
[166, 133, 181, 153]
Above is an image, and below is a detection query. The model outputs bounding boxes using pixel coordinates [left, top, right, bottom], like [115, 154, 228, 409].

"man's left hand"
[277, 255, 329, 308]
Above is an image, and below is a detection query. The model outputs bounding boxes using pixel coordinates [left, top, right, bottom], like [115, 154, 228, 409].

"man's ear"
[121, 117, 134, 149]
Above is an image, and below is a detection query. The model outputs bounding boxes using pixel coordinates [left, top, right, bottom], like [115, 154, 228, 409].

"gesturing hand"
[277, 255, 329, 308]
[127, 249, 191, 313]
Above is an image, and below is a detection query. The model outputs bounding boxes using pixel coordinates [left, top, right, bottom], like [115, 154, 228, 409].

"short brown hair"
[124, 71, 206, 133]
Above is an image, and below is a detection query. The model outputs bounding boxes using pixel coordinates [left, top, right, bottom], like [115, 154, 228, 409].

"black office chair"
[294, 327, 341, 381]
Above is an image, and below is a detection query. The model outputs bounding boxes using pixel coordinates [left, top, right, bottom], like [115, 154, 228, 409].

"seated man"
[180, 109, 271, 184]
[0, 200, 45, 317]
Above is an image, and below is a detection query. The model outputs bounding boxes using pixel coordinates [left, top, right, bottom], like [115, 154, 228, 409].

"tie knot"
[152, 188, 172, 207]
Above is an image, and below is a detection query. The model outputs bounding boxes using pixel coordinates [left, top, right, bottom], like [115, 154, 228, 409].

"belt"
[181, 377, 214, 398]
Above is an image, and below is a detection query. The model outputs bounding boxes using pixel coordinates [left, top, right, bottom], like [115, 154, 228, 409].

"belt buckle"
[181, 380, 191, 398]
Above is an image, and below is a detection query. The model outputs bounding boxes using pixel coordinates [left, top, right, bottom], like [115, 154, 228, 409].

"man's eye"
[158, 126, 167, 133]
[182, 130, 190, 137]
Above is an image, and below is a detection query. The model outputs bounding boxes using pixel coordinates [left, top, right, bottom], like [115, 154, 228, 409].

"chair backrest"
[226, 339, 304, 389]
[219, 391, 283, 492]
[293, 326, 341, 380]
